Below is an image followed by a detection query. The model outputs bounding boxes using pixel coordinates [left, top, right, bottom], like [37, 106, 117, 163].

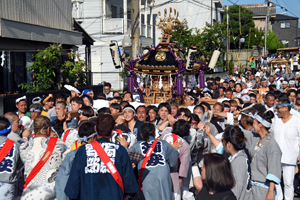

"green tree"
[267, 30, 285, 50]
[170, 22, 226, 68]
[19, 43, 88, 92]
[225, 5, 256, 49]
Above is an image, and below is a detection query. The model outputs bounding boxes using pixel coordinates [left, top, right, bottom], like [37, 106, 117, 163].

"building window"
[285, 22, 290, 28]
[111, 5, 117, 18]
[281, 22, 291, 28]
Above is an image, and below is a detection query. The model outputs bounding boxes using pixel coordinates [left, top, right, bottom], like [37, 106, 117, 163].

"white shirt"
[105, 91, 113, 98]
[272, 115, 300, 165]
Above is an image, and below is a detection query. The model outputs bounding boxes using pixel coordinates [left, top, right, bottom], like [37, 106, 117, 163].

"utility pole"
[131, 0, 140, 59]
[265, 0, 272, 56]
[211, 0, 213, 25]
[239, 6, 241, 51]
[227, 6, 229, 70]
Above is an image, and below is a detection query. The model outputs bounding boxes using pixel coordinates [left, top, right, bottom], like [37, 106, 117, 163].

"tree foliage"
[267, 30, 285, 50]
[225, 5, 263, 49]
[170, 21, 226, 68]
[19, 43, 88, 92]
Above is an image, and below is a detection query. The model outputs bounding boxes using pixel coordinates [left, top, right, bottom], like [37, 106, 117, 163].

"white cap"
[64, 85, 80, 94]
[203, 88, 210, 92]
[16, 96, 26, 104]
[20, 116, 31, 129]
[289, 80, 295, 85]
[241, 95, 250, 102]
[241, 89, 249, 95]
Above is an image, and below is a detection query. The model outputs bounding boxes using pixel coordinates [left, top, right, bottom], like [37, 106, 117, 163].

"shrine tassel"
[198, 70, 205, 88]
[176, 75, 183, 95]
[128, 76, 134, 93]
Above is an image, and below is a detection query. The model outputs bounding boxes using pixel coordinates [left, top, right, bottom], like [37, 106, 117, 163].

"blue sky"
[223, 0, 300, 25]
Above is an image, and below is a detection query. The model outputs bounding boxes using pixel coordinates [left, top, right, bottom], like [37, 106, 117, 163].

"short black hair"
[172, 120, 191, 138]
[146, 105, 158, 115]
[176, 108, 192, 119]
[190, 114, 200, 123]
[97, 93, 106, 100]
[136, 105, 146, 112]
[123, 92, 133, 102]
[158, 102, 171, 113]
[199, 101, 211, 111]
[287, 89, 297, 98]
[225, 88, 233, 93]
[113, 96, 122, 103]
[219, 86, 225, 91]
[70, 97, 84, 106]
[194, 105, 205, 113]
[104, 82, 112, 88]
[0, 117, 11, 136]
[252, 104, 266, 116]
[96, 114, 115, 137]
[97, 107, 111, 116]
[249, 93, 256, 98]
[56, 93, 67, 101]
[120, 101, 129, 109]
[78, 106, 94, 118]
[78, 121, 96, 138]
[82, 94, 93, 105]
[110, 103, 121, 111]
[266, 92, 275, 100]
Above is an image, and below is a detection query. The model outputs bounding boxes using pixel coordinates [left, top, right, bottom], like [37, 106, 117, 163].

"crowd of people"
[1, 65, 300, 200]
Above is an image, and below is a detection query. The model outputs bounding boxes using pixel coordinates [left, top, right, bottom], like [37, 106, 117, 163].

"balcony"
[103, 18, 124, 34]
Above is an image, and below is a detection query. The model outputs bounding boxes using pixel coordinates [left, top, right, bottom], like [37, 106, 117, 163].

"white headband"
[241, 111, 271, 128]
[241, 111, 255, 119]
[32, 97, 42, 104]
[254, 112, 272, 128]
[78, 132, 97, 143]
[123, 107, 136, 113]
[188, 95, 195, 100]
[16, 96, 26, 104]
[51, 127, 59, 137]
[203, 93, 211, 98]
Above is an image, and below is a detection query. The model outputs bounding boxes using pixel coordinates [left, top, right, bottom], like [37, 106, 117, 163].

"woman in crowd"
[205, 126, 252, 200]
[161, 120, 192, 200]
[287, 89, 297, 104]
[129, 123, 179, 200]
[229, 100, 238, 112]
[190, 114, 200, 130]
[195, 153, 236, 200]
[233, 83, 242, 99]
[123, 92, 134, 102]
[249, 110, 281, 200]
[20, 116, 67, 188]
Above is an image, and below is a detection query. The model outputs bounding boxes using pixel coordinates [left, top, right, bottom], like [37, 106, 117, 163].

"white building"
[72, 0, 224, 90]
